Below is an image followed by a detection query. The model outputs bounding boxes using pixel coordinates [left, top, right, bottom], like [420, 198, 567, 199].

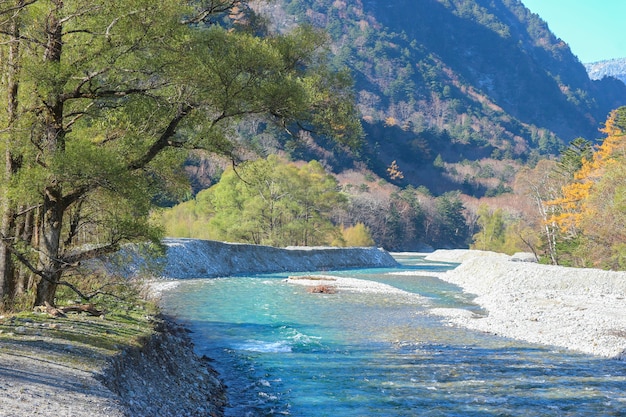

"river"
[161, 254, 626, 416]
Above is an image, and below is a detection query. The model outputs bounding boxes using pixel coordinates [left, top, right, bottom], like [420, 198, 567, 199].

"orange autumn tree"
[547, 107, 626, 268]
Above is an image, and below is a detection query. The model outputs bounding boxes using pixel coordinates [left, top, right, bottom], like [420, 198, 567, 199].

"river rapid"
[160, 254, 626, 416]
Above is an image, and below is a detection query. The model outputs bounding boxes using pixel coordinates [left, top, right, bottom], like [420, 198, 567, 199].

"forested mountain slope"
[252, 0, 626, 194]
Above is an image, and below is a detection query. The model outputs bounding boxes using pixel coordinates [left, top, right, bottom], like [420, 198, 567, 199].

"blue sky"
[522, 0, 626, 63]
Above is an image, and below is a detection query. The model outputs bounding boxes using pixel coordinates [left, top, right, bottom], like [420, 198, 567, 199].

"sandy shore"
[421, 250, 626, 360]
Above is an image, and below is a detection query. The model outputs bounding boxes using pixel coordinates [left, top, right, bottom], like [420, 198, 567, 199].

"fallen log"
[60, 304, 104, 317]
[307, 285, 337, 294]
[36, 302, 104, 317]
[43, 301, 67, 318]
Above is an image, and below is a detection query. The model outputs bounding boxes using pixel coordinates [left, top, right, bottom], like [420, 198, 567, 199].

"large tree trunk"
[0, 0, 24, 309]
[33, 1, 66, 307]
[0, 146, 16, 305]
[34, 186, 64, 306]
[0, 196, 15, 308]
[15, 208, 37, 295]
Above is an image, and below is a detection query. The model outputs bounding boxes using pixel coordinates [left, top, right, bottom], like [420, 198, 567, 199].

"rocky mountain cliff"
[586, 58, 626, 85]
[251, 0, 626, 194]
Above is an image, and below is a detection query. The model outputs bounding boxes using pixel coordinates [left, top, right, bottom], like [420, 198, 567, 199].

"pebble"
[426, 251, 626, 359]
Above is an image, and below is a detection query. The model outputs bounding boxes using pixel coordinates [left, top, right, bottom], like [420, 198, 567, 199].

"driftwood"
[43, 301, 66, 318]
[60, 303, 104, 316]
[307, 285, 337, 294]
[40, 301, 104, 317]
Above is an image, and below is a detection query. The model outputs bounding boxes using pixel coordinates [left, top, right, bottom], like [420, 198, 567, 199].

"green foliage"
[554, 137, 593, 179]
[431, 192, 469, 248]
[336, 223, 375, 247]
[472, 204, 505, 251]
[0, 0, 363, 308]
[161, 156, 346, 247]
[433, 154, 445, 169]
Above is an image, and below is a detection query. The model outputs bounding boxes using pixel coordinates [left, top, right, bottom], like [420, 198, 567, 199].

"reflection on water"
[161, 255, 626, 416]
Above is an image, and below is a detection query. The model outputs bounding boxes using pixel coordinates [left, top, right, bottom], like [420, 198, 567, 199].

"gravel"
[0, 349, 125, 417]
[423, 250, 626, 360]
[0, 316, 226, 417]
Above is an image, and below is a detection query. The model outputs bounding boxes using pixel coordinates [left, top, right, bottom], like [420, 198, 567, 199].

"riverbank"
[107, 238, 399, 279]
[420, 250, 626, 360]
[0, 309, 226, 417]
[1, 241, 398, 416]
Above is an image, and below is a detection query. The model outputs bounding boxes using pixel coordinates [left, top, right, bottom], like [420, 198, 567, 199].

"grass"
[0, 299, 159, 371]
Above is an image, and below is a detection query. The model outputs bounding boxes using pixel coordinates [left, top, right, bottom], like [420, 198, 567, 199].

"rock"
[510, 252, 538, 262]
[102, 315, 227, 417]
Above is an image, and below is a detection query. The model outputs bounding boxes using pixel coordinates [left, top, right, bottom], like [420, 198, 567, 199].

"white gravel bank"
[286, 274, 422, 297]
[106, 238, 399, 279]
[423, 250, 626, 360]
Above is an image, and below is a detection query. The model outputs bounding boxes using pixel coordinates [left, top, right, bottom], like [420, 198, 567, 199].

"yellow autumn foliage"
[547, 108, 626, 233]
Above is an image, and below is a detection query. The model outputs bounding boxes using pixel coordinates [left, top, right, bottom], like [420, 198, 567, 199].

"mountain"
[585, 58, 626, 85]
[249, 0, 626, 195]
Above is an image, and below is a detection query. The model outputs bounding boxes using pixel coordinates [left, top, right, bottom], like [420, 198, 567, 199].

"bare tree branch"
[182, 0, 240, 25]
[127, 103, 194, 170]
[0, 0, 38, 17]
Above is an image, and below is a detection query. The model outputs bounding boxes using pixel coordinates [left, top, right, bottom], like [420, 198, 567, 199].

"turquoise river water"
[161, 254, 626, 416]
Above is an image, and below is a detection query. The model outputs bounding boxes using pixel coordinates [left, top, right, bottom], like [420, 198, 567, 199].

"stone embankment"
[113, 238, 399, 279]
[103, 316, 227, 416]
[423, 250, 626, 360]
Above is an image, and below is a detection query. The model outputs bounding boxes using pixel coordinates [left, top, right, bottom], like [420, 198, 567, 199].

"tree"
[286, 160, 346, 245]
[0, 0, 24, 305]
[387, 160, 404, 180]
[344, 192, 392, 248]
[0, 1, 362, 308]
[185, 155, 346, 246]
[578, 162, 626, 268]
[430, 192, 469, 248]
[514, 159, 563, 264]
[553, 137, 593, 179]
[546, 107, 626, 265]
[339, 223, 374, 247]
[545, 107, 626, 268]
[471, 204, 505, 251]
